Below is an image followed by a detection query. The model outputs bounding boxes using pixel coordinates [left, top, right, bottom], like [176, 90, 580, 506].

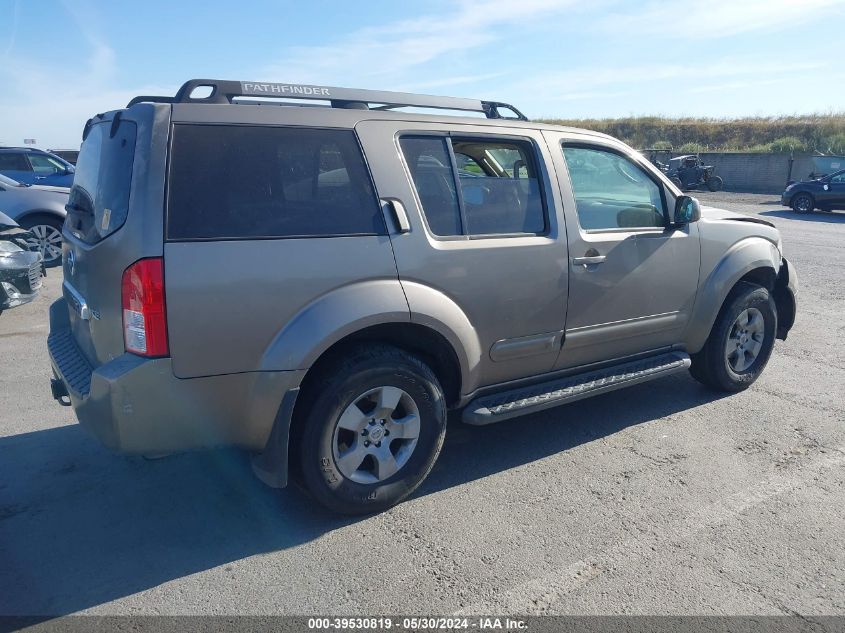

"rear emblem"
[67, 250, 76, 275]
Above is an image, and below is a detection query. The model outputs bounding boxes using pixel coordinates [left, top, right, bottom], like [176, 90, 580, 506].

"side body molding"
[684, 236, 782, 353]
[259, 279, 411, 371]
[401, 281, 483, 399]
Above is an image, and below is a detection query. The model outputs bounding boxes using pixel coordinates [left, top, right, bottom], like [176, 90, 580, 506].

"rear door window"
[167, 125, 384, 240]
[398, 137, 463, 236]
[66, 119, 137, 244]
[452, 139, 545, 236]
[399, 135, 547, 238]
[0, 153, 30, 171]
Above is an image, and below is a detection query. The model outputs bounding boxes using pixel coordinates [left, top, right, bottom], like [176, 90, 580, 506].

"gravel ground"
[0, 193, 843, 616]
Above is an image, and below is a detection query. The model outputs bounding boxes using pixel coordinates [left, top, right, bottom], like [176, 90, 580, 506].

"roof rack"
[127, 79, 528, 121]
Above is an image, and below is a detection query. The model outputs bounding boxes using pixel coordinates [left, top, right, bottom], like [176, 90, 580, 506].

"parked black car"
[782, 168, 845, 213]
[0, 211, 43, 315]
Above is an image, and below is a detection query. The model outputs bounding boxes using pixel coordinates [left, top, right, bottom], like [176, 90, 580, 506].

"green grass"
[539, 113, 845, 154]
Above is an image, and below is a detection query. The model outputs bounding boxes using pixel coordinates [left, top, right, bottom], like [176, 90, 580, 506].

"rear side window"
[400, 135, 547, 238]
[398, 137, 462, 236]
[167, 125, 384, 240]
[0, 153, 30, 171]
[66, 119, 137, 244]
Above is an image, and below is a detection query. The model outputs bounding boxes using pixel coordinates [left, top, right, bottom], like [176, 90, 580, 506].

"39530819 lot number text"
[307, 617, 528, 630]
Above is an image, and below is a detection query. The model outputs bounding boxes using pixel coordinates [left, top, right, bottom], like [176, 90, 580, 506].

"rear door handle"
[381, 198, 410, 233]
[572, 255, 607, 266]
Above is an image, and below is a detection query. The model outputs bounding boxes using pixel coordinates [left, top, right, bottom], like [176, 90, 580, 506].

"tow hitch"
[51, 378, 71, 406]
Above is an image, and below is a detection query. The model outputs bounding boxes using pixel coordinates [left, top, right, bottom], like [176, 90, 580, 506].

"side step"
[463, 352, 691, 425]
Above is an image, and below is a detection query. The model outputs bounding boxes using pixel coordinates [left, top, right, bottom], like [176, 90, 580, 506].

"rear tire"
[671, 177, 683, 189]
[296, 345, 447, 515]
[690, 282, 777, 392]
[791, 193, 814, 214]
[19, 214, 64, 266]
[706, 175, 723, 192]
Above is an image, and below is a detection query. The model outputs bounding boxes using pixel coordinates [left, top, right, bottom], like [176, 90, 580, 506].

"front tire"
[690, 282, 777, 392]
[297, 345, 447, 515]
[791, 192, 814, 213]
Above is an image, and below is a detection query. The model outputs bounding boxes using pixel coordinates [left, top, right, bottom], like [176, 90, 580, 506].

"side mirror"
[673, 195, 701, 225]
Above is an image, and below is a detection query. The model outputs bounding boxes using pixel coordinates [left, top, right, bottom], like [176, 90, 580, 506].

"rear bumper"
[47, 298, 304, 454]
[781, 192, 792, 207]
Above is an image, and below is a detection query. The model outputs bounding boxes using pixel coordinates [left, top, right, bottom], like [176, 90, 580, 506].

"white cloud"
[511, 59, 823, 102]
[602, 0, 845, 39]
[260, 0, 579, 89]
[688, 78, 785, 94]
[2, 0, 842, 145]
[0, 4, 174, 148]
[1, 0, 21, 58]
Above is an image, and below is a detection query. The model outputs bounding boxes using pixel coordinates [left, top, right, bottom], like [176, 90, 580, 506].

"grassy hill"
[539, 113, 845, 154]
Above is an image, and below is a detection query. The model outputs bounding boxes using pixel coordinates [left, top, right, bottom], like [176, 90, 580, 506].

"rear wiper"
[65, 202, 93, 216]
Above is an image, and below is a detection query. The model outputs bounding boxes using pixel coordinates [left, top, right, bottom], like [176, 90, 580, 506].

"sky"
[1, 0, 844, 148]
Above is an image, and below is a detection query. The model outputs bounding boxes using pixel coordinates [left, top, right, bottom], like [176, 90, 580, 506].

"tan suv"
[48, 79, 797, 514]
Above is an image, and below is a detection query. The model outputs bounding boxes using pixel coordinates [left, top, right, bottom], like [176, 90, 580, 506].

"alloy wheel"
[794, 195, 812, 212]
[26, 224, 62, 264]
[331, 386, 421, 484]
[725, 308, 765, 373]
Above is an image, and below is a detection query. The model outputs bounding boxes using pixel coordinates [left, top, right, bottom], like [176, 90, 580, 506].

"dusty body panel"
[48, 298, 300, 452]
[542, 130, 701, 369]
[356, 119, 570, 392]
[164, 238, 402, 377]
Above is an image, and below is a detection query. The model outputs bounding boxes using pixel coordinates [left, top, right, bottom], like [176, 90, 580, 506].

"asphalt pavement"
[0, 192, 843, 616]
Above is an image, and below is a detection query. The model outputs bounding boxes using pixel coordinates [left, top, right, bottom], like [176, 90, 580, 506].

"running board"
[463, 352, 691, 425]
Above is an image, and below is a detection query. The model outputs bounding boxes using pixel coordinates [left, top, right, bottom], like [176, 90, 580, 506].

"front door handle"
[572, 255, 607, 266]
[381, 198, 410, 233]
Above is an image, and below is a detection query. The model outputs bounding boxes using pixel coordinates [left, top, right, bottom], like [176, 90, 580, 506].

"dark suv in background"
[782, 168, 845, 213]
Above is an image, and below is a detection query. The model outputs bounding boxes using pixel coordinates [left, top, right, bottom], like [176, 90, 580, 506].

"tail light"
[121, 258, 169, 357]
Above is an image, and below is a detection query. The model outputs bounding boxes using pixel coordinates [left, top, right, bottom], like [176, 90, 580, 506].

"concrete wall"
[697, 152, 817, 193]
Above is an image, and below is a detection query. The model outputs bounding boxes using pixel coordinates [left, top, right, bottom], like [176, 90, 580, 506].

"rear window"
[167, 125, 384, 240]
[66, 118, 137, 244]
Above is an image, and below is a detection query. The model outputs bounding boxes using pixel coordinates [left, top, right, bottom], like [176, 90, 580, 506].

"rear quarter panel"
[164, 237, 403, 377]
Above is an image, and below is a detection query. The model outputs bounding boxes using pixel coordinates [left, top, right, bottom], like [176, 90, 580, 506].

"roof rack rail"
[126, 79, 528, 121]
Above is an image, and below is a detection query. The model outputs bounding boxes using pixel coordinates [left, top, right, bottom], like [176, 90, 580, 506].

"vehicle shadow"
[760, 209, 845, 223]
[0, 373, 724, 616]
